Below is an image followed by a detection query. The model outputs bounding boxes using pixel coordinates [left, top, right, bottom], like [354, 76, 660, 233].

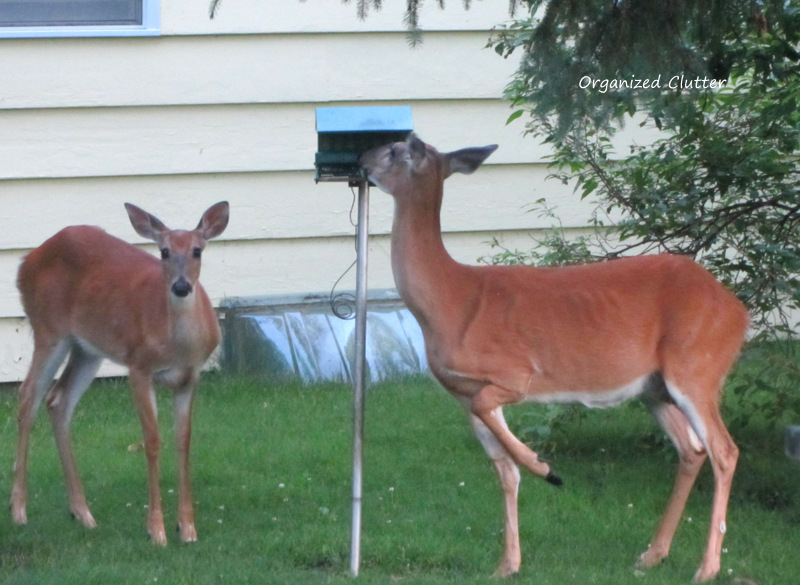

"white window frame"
[0, 0, 159, 38]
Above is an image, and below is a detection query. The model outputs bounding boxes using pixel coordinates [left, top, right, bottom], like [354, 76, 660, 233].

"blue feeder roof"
[316, 106, 413, 134]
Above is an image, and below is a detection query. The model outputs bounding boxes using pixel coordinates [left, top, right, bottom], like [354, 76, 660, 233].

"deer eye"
[160, 248, 170, 260]
[193, 247, 202, 259]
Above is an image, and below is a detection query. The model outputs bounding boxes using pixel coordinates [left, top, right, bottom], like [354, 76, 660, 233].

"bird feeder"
[314, 106, 413, 577]
[315, 106, 413, 183]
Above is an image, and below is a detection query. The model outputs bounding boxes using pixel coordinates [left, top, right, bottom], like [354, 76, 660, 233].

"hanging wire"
[329, 185, 361, 320]
[330, 261, 357, 320]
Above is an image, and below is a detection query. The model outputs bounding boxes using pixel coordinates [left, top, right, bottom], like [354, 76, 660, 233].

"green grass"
[0, 372, 797, 584]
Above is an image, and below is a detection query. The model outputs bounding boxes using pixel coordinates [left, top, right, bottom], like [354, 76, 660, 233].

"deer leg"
[691, 405, 737, 583]
[471, 384, 560, 484]
[129, 369, 166, 545]
[173, 384, 197, 543]
[661, 381, 738, 583]
[46, 346, 103, 528]
[10, 338, 70, 525]
[637, 399, 707, 570]
[465, 408, 522, 577]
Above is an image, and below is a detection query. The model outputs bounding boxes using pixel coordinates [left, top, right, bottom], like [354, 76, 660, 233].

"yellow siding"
[0, 33, 517, 110]
[0, 1, 583, 382]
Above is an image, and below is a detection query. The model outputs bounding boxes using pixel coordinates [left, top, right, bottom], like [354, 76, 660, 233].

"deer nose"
[171, 278, 192, 298]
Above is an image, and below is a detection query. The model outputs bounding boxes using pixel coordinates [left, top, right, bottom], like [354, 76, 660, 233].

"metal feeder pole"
[350, 178, 370, 576]
[315, 104, 411, 578]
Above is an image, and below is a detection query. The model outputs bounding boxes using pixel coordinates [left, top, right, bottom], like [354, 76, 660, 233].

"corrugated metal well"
[219, 290, 428, 384]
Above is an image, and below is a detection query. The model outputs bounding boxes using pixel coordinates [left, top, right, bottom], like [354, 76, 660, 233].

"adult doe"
[360, 134, 748, 582]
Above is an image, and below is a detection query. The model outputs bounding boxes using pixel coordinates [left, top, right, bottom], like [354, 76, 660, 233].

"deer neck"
[390, 188, 467, 328]
[165, 285, 217, 366]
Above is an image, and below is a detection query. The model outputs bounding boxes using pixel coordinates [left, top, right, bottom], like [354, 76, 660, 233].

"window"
[0, 0, 159, 38]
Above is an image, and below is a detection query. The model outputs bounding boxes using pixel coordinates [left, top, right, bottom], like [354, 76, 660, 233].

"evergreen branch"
[209, 0, 222, 19]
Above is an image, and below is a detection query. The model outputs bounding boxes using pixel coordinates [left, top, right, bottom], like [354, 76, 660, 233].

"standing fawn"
[10, 201, 229, 545]
[359, 134, 749, 582]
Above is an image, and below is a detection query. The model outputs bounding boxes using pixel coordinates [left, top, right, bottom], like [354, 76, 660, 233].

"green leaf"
[506, 109, 525, 125]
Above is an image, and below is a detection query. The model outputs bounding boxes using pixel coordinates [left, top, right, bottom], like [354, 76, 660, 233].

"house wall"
[0, 1, 593, 382]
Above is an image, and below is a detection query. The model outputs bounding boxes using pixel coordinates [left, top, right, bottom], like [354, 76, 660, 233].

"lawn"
[0, 371, 797, 584]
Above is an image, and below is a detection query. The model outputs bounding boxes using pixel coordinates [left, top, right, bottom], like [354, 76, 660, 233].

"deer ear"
[444, 144, 498, 178]
[407, 133, 427, 171]
[196, 201, 230, 240]
[125, 203, 168, 242]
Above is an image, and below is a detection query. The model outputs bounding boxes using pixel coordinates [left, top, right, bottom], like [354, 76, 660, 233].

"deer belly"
[524, 374, 651, 409]
[154, 366, 195, 388]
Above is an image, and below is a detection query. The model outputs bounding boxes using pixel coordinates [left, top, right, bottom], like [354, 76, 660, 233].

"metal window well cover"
[219, 290, 428, 384]
[315, 106, 413, 182]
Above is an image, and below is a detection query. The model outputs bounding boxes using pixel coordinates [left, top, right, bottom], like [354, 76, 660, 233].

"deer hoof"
[545, 471, 563, 487]
[493, 562, 520, 578]
[70, 508, 97, 528]
[10, 507, 27, 525]
[149, 528, 168, 547]
[178, 522, 197, 543]
[692, 563, 720, 583]
[636, 547, 667, 569]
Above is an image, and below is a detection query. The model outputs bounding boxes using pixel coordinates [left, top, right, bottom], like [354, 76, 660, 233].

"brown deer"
[359, 134, 748, 582]
[10, 201, 229, 545]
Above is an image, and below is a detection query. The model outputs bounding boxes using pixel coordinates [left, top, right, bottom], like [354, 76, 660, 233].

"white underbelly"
[525, 374, 651, 409]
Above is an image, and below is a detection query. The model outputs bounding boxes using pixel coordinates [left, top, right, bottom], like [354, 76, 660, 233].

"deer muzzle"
[171, 277, 193, 298]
